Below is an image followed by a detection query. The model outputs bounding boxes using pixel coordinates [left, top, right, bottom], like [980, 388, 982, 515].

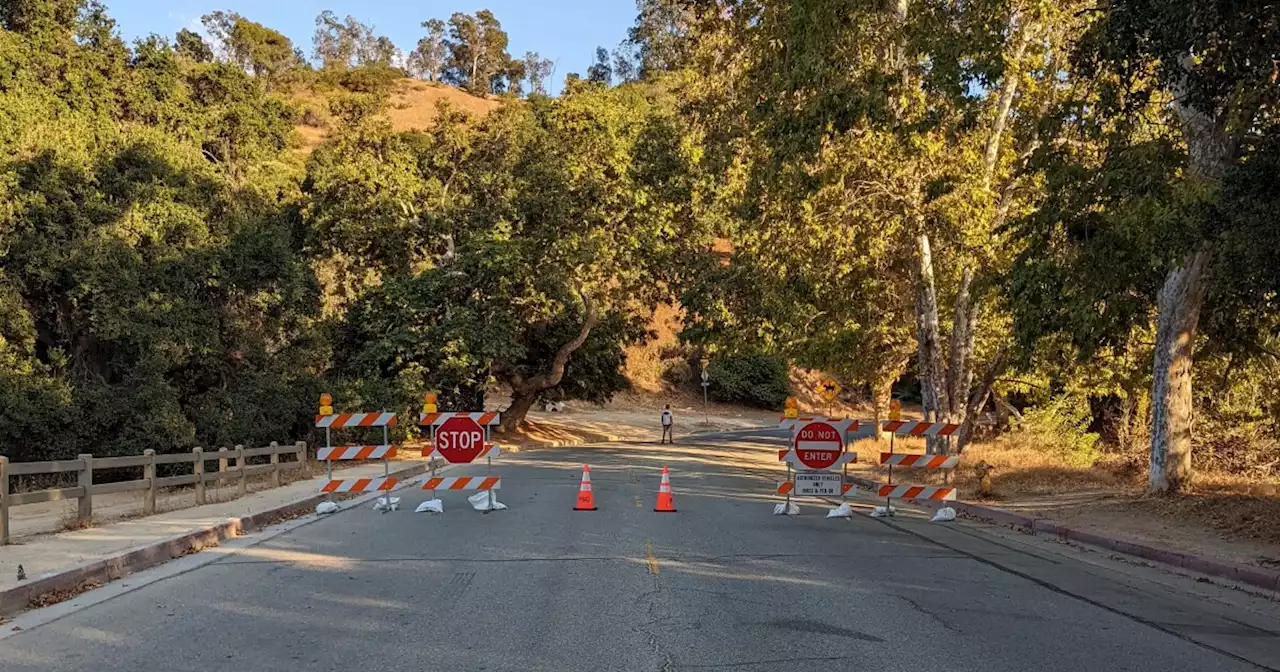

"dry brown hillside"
[293, 78, 502, 152]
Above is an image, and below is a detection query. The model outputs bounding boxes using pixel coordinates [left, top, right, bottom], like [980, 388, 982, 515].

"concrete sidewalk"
[0, 458, 431, 596]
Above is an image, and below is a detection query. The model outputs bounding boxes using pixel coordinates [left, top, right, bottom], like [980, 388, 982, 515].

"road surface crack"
[895, 594, 960, 633]
[630, 573, 675, 672]
[675, 655, 855, 669]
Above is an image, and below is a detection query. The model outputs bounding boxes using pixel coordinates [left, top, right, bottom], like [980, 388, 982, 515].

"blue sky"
[106, 1, 638, 94]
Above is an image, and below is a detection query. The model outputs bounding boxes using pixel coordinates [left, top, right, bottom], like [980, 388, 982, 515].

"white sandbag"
[931, 506, 957, 522]
[869, 505, 897, 518]
[468, 491, 508, 511]
[315, 501, 339, 515]
[373, 496, 400, 512]
[415, 498, 444, 514]
[773, 502, 800, 516]
[826, 502, 853, 518]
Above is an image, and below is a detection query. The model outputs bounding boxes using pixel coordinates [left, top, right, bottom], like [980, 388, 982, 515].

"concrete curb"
[0, 461, 434, 617]
[846, 474, 1280, 593]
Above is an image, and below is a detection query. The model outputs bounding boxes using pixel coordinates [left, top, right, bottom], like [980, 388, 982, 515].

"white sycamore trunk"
[1147, 248, 1209, 493]
[1146, 54, 1244, 494]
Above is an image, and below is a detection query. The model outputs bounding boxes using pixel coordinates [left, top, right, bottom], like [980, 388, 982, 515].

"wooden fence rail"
[0, 441, 308, 545]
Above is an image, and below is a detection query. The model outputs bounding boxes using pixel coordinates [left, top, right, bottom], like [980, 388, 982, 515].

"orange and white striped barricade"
[421, 476, 502, 491]
[418, 410, 504, 511]
[877, 421, 961, 516]
[880, 420, 960, 438]
[418, 411, 501, 442]
[321, 477, 399, 494]
[777, 416, 816, 431]
[314, 398, 399, 508]
[876, 484, 955, 501]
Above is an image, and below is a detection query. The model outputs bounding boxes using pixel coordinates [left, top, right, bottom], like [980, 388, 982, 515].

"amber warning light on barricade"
[319, 393, 334, 416]
[422, 392, 438, 415]
[783, 396, 799, 419]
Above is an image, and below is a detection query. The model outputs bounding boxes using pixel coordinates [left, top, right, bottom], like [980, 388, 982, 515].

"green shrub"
[706, 354, 790, 409]
[336, 65, 401, 94]
[1023, 393, 1101, 467]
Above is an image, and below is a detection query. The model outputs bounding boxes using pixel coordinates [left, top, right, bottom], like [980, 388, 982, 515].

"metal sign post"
[325, 427, 333, 502]
[381, 422, 391, 512]
[885, 430, 895, 516]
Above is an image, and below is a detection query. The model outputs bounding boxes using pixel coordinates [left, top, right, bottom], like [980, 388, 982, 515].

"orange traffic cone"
[654, 466, 677, 513]
[574, 465, 597, 511]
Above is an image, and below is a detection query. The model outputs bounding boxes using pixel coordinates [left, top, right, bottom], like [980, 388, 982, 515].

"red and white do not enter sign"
[793, 421, 845, 470]
[434, 416, 487, 464]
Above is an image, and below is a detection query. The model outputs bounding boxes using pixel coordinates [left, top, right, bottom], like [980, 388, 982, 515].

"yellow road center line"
[645, 539, 659, 576]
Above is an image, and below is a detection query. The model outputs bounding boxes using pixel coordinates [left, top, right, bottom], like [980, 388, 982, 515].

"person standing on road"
[660, 405, 674, 444]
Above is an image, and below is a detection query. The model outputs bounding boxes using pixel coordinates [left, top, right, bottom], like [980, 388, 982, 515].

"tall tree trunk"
[502, 390, 539, 434]
[1148, 247, 1210, 493]
[956, 350, 1007, 452]
[499, 292, 600, 433]
[981, 13, 1032, 191]
[942, 269, 979, 454]
[945, 269, 975, 420]
[914, 234, 948, 453]
[1145, 53, 1243, 493]
[870, 368, 896, 442]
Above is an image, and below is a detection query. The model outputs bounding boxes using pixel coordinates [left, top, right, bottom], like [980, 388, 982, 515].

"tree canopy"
[2, 0, 1278, 494]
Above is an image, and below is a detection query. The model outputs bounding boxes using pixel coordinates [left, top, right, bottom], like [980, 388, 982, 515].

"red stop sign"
[435, 416, 487, 464]
[793, 421, 844, 470]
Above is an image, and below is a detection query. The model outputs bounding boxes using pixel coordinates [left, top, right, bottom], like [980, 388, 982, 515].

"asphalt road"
[3, 429, 1280, 672]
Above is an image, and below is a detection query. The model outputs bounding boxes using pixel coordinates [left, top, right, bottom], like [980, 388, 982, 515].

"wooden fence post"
[1, 456, 9, 546]
[218, 448, 228, 489]
[193, 447, 205, 505]
[143, 449, 156, 515]
[77, 453, 94, 525]
[295, 441, 308, 476]
[269, 441, 281, 487]
[235, 445, 247, 497]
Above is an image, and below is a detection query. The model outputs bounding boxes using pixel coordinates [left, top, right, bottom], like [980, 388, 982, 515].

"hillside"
[292, 78, 503, 151]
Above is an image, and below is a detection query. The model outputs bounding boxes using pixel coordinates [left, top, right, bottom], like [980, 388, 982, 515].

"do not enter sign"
[793, 421, 844, 470]
[435, 416, 487, 464]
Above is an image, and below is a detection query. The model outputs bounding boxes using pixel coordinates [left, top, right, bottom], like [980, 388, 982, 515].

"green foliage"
[0, 7, 322, 461]
[408, 19, 448, 82]
[1022, 394, 1101, 468]
[175, 28, 213, 63]
[442, 10, 512, 94]
[334, 64, 401, 95]
[309, 82, 709, 426]
[706, 354, 790, 410]
[202, 11, 303, 88]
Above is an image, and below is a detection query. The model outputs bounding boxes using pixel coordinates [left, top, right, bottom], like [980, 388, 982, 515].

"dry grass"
[849, 430, 1280, 552]
[849, 432, 1130, 498]
[386, 79, 501, 131]
[624, 303, 685, 393]
[288, 78, 502, 154]
[58, 512, 94, 533]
